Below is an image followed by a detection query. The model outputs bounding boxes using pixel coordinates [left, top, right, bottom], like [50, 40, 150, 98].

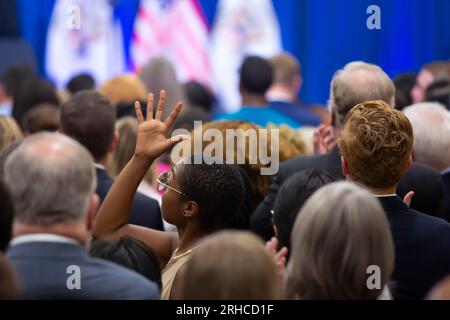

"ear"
[293, 75, 302, 94]
[405, 154, 413, 173]
[341, 156, 351, 178]
[183, 200, 199, 219]
[86, 193, 100, 231]
[109, 130, 119, 153]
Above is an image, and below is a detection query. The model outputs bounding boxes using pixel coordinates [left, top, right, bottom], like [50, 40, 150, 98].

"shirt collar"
[374, 194, 398, 198]
[10, 233, 80, 247]
[94, 163, 106, 171]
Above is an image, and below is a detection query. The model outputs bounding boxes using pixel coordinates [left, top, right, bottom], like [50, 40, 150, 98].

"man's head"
[269, 53, 302, 99]
[60, 90, 116, 162]
[411, 61, 450, 104]
[339, 100, 413, 192]
[66, 73, 96, 95]
[239, 56, 273, 97]
[329, 62, 395, 129]
[0, 64, 35, 102]
[3, 133, 98, 232]
[403, 102, 450, 171]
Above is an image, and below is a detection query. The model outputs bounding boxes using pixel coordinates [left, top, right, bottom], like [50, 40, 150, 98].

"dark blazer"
[378, 196, 450, 300]
[441, 171, 450, 221]
[269, 100, 322, 127]
[7, 241, 160, 299]
[250, 148, 445, 240]
[96, 168, 164, 231]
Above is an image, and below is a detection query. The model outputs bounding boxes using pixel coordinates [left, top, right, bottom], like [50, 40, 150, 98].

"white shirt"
[10, 233, 80, 247]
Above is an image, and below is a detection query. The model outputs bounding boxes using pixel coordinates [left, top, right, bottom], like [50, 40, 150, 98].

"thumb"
[403, 191, 414, 207]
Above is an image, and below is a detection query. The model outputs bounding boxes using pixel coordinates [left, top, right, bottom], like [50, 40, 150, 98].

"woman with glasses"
[92, 91, 245, 299]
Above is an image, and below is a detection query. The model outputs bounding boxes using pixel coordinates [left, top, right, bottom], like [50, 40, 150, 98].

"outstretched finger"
[135, 101, 144, 124]
[147, 93, 154, 121]
[155, 90, 166, 121]
[164, 102, 183, 130]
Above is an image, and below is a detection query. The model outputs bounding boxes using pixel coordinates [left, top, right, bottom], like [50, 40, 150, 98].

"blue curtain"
[15, 0, 450, 104]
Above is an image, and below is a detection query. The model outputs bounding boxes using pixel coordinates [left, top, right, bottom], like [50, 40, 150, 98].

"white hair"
[403, 102, 450, 171]
[3, 132, 96, 227]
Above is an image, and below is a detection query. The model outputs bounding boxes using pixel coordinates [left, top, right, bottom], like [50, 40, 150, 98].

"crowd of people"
[1, 53, 450, 300]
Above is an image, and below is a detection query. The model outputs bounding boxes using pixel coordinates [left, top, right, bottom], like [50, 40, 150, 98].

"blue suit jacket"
[379, 196, 450, 300]
[96, 168, 164, 230]
[269, 100, 322, 127]
[7, 241, 160, 299]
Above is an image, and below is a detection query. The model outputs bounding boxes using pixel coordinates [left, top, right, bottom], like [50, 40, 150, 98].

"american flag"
[130, 0, 211, 87]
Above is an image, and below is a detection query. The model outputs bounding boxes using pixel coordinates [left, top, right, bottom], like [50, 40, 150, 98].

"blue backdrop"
[14, 0, 450, 105]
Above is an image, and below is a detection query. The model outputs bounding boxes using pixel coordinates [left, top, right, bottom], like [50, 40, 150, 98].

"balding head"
[330, 62, 395, 128]
[3, 132, 96, 227]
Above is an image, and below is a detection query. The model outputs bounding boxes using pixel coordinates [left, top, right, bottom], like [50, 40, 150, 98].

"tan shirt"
[161, 248, 194, 300]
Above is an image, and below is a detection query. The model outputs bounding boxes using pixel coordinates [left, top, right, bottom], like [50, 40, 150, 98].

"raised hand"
[134, 90, 184, 161]
[265, 237, 288, 280]
[312, 124, 336, 155]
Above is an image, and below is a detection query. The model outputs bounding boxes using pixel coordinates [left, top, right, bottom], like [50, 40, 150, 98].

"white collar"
[10, 233, 80, 247]
[94, 163, 106, 171]
[374, 194, 397, 198]
[441, 167, 450, 175]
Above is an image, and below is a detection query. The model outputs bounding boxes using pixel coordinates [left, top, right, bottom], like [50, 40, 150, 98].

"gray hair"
[3, 132, 96, 227]
[285, 181, 394, 300]
[330, 61, 395, 128]
[403, 102, 450, 171]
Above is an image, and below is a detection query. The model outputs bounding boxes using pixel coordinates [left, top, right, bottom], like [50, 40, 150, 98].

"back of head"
[109, 116, 137, 176]
[403, 102, 450, 171]
[0, 116, 22, 151]
[66, 74, 96, 95]
[425, 80, 450, 109]
[60, 90, 115, 161]
[1, 64, 35, 98]
[286, 181, 394, 300]
[90, 235, 162, 289]
[22, 103, 60, 134]
[179, 231, 279, 299]
[269, 52, 301, 88]
[3, 132, 96, 227]
[393, 72, 417, 110]
[273, 169, 335, 254]
[99, 74, 147, 107]
[240, 56, 273, 95]
[330, 62, 395, 128]
[339, 100, 413, 190]
[423, 61, 450, 82]
[183, 81, 214, 112]
[0, 181, 14, 252]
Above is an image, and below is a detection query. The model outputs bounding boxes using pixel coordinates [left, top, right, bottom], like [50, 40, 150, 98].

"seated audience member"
[393, 72, 417, 110]
[425, 80, 450, 110]
[0, 181, 14, 252]
[66, 73, 96, 95]
[411, 61, 450, 104]
[268, 53, 325, 126]
[4, 133, 159, 299]
[60, 90, 164, 230]
[0, 64, 35, 117]
[427, 276, 450, 300]
[90, 235, 162, 289]
[92, 92, 245, 299]
[271, 169, 335, 256]
[21, 103, 59, 135]
[174, 231, 279, 300]
[285, 181, 394, 300]
[215, 56, 299, 128]
[339, 100, 450, 300]
[252, 61, 444, 241]
[183, 80, 214, 114]
[0, 253, 21, 299]
[12, 77, 59, 128]
[0, 116, 22, 151]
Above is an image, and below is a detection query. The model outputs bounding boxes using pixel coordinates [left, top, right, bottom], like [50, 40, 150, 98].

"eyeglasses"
[156, 171, 189, 198]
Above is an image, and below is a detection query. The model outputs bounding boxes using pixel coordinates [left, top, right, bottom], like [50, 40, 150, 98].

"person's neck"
[370, 185, 397, 196]
[176, 223, 207, 254]
[241, 94, 268, 107]
[267, 85, 295, 102]
[96, 156, 108, 168]
[13, 222, 90, 247]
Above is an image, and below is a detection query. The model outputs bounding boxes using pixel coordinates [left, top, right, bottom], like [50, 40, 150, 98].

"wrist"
[131, 154, 155, 170]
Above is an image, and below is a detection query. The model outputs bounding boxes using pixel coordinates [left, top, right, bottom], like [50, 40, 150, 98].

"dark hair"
[425, 80, 450, 110]
[273, 169, 335, 255]
[393, 72, 417, 111]
[0, 139, 22, 181]
[0, 181, 14, 252]
[183, 81, 214, 112]
[178, 157, 244, 233]
[66, 74, 96, 95]
[90, 236, 162, 289]
[12, 78, 59, 127]
[239, 56, 273, 95]
[1, 64, 35, 98]
[22, 104, 60, 134]
[60, 90, 115, 161]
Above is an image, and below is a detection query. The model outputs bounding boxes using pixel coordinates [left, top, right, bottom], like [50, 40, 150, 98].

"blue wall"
[14, 0, 450, 104]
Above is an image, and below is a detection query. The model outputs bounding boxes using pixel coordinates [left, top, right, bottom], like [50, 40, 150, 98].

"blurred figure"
[4, 133, 159, 299]
[271, 169, 335, 256]
[0, 181, 14, 252]
[393, 72, 416, 110]
[175, 231, 279, 300]
[60, 90, 164, 230]
[12, 78, 59, 129]
[0, 253, 21, 299]
[216, 56, 299, 128]
[21, 103, 60, 135]
[411, 61, 450, 103]
[285, 181, 394, 300]
[0, 140, 22, 181]
[0, 64, 35, 116]
[425, 80, 450, 110]
[90, 235, 162, 290]
[427, 276, 450, 300]
[339, 100, 450, 299]
[268, 53, 325, 126]
[0, 116, 22, 152]
[183, 81, 214, 114]
[66, 73, 96, 95]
